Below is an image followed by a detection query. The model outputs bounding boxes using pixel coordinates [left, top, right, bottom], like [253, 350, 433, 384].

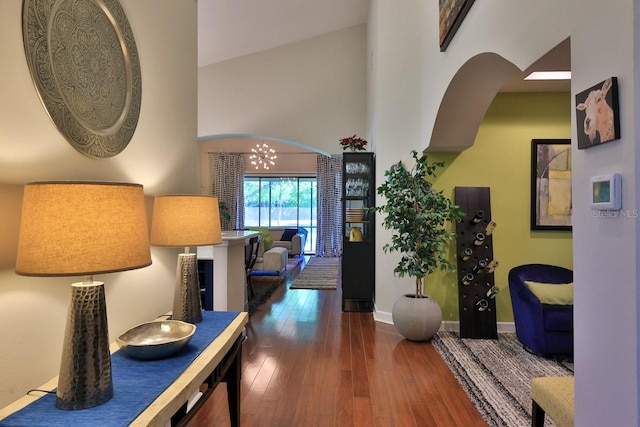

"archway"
[199, 133, 331, 157]
[421, 40, 573, 326]
[428, 38, 571, 152]
[428, 53, 520, 151]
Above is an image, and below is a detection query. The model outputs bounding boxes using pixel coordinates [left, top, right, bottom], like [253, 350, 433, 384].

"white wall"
[570, 3, 637, 425]
[0, 0, 198, 407]
[369, 0, 638, 425]
[368, 0, 432, 324]
[198, 25, 368, 155]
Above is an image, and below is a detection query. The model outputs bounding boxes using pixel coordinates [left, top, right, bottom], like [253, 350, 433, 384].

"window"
[244, 177, 317, 254]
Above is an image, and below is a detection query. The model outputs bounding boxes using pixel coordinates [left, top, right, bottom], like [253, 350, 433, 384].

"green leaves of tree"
[372, 150, 464, 297]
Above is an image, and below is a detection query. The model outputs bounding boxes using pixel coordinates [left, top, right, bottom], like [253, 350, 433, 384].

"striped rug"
[289, 256, 340, 290]
[432, 332, 573, 426]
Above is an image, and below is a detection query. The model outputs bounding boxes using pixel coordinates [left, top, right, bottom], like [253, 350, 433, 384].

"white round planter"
[392, 294, 443, 341]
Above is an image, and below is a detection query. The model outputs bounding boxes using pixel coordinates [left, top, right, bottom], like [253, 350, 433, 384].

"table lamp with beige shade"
[15, 181, 152, 410]
[150, 195, 222, 324]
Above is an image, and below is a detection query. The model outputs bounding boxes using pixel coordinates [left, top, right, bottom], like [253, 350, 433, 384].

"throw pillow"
[280, 228, 298, 241]
[249, 227, 273, 251]
[524, 280, 574, 305]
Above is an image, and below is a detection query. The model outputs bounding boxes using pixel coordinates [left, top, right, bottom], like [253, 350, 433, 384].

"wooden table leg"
[532, 401, 545, 427]
[225, 343, 242, 427]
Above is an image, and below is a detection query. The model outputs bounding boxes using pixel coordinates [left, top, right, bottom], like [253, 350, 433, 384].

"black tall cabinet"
[341, 152, 375, 312]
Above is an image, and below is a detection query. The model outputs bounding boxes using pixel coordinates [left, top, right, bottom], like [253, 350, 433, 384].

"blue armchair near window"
[508, 264, 574, 356]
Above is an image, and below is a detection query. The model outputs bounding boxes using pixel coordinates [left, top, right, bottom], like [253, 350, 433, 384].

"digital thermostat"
[590, 173, 621, 211]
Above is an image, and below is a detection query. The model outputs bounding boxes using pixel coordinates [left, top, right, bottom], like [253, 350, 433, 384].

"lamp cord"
[27, 389, 55, 396]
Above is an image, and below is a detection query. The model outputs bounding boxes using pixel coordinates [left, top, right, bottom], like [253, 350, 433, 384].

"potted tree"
[372, 150, 464, 341]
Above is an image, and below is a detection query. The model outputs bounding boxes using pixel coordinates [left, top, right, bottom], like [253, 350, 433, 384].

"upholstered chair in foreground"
[508, 264, 574, 356]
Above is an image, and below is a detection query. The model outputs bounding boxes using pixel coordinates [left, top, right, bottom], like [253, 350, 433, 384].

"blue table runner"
[0, 311, 240, 427]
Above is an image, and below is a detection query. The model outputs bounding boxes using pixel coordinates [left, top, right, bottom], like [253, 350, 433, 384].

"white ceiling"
[197, 0, 370, 67]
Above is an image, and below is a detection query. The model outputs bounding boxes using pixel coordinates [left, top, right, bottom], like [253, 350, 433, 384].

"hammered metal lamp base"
[173, 253, 203, 324]
[56, 282, 114, 410]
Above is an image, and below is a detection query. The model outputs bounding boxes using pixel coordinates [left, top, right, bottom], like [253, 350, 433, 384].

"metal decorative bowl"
[116, 320, 196, 360]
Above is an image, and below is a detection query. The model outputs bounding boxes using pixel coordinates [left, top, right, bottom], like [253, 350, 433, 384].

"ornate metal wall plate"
[23, 0, 142, 158]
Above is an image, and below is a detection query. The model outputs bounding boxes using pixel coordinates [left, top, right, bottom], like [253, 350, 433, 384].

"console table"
[0, 311, 248, 427]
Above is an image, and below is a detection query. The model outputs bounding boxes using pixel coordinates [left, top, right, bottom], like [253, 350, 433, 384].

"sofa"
[508, 264, 574, 356]
[250, 227, 307, 257]
[249, 227, 307, 273]
[269, 227, 307, 256]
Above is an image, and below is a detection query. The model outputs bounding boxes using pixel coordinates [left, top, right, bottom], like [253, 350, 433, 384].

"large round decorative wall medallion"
[23, 0, 142, 158]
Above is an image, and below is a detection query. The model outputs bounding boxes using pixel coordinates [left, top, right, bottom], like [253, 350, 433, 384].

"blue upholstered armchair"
[508, 264, 574, 356]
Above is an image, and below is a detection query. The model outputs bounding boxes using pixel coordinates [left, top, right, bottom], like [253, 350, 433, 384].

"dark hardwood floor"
[188, 257, 486, 427]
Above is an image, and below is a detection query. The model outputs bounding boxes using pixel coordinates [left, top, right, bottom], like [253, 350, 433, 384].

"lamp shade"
[15, 182, 152, 276]
[150, 195, 222, 247]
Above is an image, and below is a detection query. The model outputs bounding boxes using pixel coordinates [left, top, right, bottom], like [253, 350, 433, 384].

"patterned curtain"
[316, 154, 342, 257]
[210, 153, 245, 230]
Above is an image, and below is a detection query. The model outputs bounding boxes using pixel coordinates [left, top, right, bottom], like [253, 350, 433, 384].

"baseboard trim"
[372, 309, 393, 325]
[373, 308, 515, 334]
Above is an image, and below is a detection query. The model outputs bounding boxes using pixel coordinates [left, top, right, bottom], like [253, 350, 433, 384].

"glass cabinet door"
[343, 154, 373, 243]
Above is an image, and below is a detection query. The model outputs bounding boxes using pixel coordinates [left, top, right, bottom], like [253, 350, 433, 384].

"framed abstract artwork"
[575, 77, 620, 149]
[531, 139, 572, 231]
[439, 0, 476, 51]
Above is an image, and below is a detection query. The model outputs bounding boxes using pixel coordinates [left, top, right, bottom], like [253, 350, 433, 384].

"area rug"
[432, 331, 573, 427]
[248, 275, 284, 315]
[289, 256, 340, 290]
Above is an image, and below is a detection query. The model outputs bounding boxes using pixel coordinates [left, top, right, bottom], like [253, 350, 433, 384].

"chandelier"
[249, 143, 277, 170]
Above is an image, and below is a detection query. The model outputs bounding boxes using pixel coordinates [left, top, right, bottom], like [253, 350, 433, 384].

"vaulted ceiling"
[198, 1, 569, 92]
[197, 0, 370, 67]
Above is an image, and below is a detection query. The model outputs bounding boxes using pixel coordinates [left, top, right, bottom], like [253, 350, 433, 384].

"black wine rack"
[454, 187, 498, 339]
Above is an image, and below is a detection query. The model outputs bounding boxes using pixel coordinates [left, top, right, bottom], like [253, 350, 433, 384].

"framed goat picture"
[531, 139, 572, 231]
[575, 77, 620, 149]
[439, 0, 475, 51]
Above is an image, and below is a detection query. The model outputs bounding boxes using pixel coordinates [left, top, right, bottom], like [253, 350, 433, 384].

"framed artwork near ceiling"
[531, 139, 572, 231]
[575, 77, 620, 149]
[439, 0, 475, 51]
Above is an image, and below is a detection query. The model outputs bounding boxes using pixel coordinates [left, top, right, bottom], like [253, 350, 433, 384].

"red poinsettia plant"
[339, 134, 368, 151]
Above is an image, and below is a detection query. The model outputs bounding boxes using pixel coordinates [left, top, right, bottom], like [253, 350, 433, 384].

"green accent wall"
[423, 92, 574, 322]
